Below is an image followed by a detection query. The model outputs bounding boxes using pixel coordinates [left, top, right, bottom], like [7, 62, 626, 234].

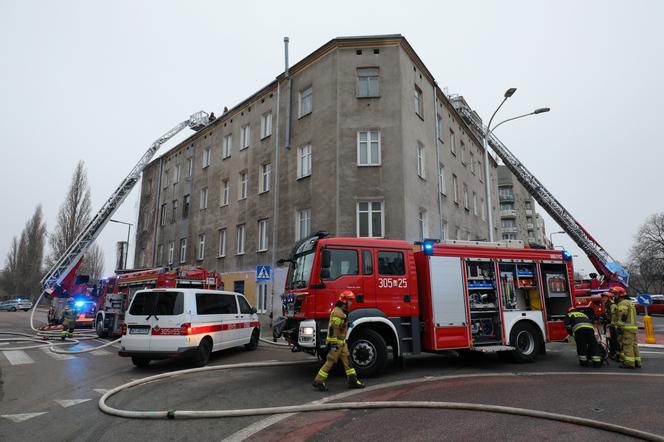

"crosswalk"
[1, 345, 116, 366]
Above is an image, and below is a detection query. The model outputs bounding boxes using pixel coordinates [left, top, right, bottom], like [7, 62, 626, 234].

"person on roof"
[312, 291, 365, 392]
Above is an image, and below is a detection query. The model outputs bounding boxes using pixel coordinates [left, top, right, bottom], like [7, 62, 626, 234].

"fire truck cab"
[279, 234, 575, 376]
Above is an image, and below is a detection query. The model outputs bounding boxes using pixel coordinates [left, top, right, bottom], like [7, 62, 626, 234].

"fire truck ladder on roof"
[40, 111, 211, 291]
[453, 103, 629, 287]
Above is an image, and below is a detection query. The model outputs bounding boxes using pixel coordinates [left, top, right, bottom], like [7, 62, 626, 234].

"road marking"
[55, 399, 92, 408]
[0, 342, 9, 346]
[1, 412, 47, 423]
[91, 349, 111, 356]
[40, 347, 76, 360]
[93, 389, 110, 395]
[2, 351, 34, 365]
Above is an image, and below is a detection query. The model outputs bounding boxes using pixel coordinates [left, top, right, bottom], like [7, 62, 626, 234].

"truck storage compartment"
[540, 263, 572, 321]
[466, 259, 502, 345]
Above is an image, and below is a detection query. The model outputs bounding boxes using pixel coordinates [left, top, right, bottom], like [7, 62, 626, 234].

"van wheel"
[509, 322, 542, 363]
[245, 329, 259, 351]
[96, 317, 108, 338]
[192, 338, 212, 367]
[349, 328, 388, 377]
[10, 307, 16, 312]
[132, 357, 151, 368]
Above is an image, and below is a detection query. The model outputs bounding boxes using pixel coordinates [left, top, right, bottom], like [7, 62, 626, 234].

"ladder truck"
[449, 98, 629, 304]
[39, 111, 212, 319]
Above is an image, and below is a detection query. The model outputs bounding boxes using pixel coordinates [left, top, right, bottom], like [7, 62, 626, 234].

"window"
[183, 194, 190, 218]
[171, 200, 177, 223]
[455, 227, 461, 240]
[356, 67, 379, 97]
[258, 219, 269, 252]
[473, 192, 478, 215]
[442, 221, 449, 240]
[296, 208, 311, 241]
[321, 249, 358, 280]
[481, 197, 486, 221]
[257, 284, 268, 313]
[195, 293, 237, 315]
[261, 112, 272, 138]
[218, 228, 227, 257]
[502, 219, 516, 228]
[163, 169, 169, 187]
[200, 187, 208, 209]
[297, 144, 312, 178]
[239, 172, 248, 199]
[478, 159, 484, 182]
[357, 130, 381, 166]
[470, 151, 475, 174]
[436, 114, 443, 141]
[362, 250, 373, 275]
[202, 147, 211, 168]
[179, 238, 187, 263]
[130, 291, 184, 316]
[414, 85, 423, 117]
[223, 134, 232, 159]
[236, 224, 246, 254]
[357, 201, 384, 238]
[450, 129, 457, 155]
[438, 163, 446, 195]
[240, 125, 250, 149]
[260, 163, 271, 193]
[503, 233, 517, 240]
[417, 142, 426, 179]
[157, 244, 163, 266]
[160, 203, 167, 226]
[463, 183, 469, 209]
[299, 86, 312, 117]
[418, 209, 428, 239]
[221, 179, 229, 206]
[174, 164, 181, 183]
[187, 157, 193, 177]
[167, 242, 174, 265]
[452, 174, 459, 203]
[197, 234, 205, 260]
[234, 281, 245, 294]
[378, 251, 405, 275]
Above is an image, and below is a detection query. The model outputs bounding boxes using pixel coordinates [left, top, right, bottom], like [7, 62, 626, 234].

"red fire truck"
[94, 267, 221, 337]
[278, 233, 576, 376]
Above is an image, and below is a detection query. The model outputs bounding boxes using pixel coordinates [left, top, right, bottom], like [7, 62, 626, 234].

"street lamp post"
[109, 219, 133, 269]
[482, 87, 550, 241]
[549, 230, 565, 248]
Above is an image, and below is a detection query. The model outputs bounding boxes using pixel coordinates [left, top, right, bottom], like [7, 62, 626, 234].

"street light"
[109, 219, 133, 269]
[549, 231, 565, 248]
[482, 88, 550, 241]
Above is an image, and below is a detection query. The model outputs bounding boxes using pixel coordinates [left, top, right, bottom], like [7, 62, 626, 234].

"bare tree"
[627, 213, 664, 295]
[0, 237, 20, 295]
[79, 243, 104, 282]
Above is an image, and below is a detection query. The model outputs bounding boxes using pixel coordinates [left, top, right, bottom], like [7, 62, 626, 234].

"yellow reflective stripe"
[573, 323, 594, 332]
[317, 369, 329, 379]
[635, 357, 642, 362]
[345, 368, 356, 376]
[592, 357, 602, 362]
[579, 356, 588, 361]
[326, 337, 345, 344]
[622, 325, 638, 330]
[624, 356, 636, 362]
[330, 317, 344, 326]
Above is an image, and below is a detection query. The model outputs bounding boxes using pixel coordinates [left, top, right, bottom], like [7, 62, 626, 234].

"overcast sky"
[1, 0, 662, 279]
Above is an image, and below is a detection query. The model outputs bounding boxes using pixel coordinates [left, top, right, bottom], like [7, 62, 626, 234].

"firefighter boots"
[348, 376, 365, 389]
[312, 381, 328, 392]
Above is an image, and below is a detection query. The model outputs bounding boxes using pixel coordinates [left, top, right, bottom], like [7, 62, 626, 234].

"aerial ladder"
[40, 111, 212, 294]
[450, 98, 629, 290]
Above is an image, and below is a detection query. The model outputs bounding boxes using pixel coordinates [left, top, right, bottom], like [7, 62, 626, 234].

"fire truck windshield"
[287, 251, 315, 289]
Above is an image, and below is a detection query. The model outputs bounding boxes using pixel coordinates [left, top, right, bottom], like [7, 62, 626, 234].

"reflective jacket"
[603, 300, 616, 324]
[564, 311, 594, 335]
[326, 306, 348, 345]
[61, 306, 77, 322]
[616, 299, 638, 331]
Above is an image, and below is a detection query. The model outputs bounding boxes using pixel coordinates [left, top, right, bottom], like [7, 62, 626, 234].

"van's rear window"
[129, 292, 184, 316]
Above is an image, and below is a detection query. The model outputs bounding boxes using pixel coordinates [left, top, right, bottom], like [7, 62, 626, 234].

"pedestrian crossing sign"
[256, 265, 271, 281]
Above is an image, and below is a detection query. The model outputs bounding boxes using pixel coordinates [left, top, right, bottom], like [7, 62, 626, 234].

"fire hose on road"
[98, 362, 664, 442]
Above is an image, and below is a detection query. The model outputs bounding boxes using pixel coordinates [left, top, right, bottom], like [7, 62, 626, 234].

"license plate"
[129, 328, 150, 335]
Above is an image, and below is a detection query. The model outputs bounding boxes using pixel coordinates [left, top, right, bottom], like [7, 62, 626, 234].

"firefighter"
[615, 289, 642, 369]
[60, 298, 77, 341]
[312, 291, 365, 391]
[565, 307, 603, 367]
[600, 291, 619, 359]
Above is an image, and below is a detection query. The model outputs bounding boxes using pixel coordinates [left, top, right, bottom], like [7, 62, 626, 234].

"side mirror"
[321, 249, 331, 268]
[250, 307, 257, 314]
[320, 268, 330, 279]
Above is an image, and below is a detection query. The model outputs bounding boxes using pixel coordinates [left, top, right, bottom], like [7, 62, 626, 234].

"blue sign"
[256, 265, 271, 281]
[637, 294, 653, 306]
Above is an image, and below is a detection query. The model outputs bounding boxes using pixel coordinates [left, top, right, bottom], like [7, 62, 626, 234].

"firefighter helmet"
[600, 291, 613, 299]
[609, 287, 626, 297]
[338, 290, 356, 303]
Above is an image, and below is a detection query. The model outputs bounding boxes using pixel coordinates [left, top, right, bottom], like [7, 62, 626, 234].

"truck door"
[319, 247, 363, 313]
[375, 249, 416, 317]
[359, 249, 376, 308]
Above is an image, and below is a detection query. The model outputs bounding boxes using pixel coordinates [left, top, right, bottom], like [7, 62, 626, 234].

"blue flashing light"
[423, 242, 434, 256]
[75, 301, 85, 308]
[562, 250, 572, 261]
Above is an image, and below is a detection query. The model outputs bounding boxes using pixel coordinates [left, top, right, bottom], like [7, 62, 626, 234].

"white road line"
[90, 349, 111, 356]
[0, 342, 9, 346]
[93, 389, 110, 395]
[2, 351, 34, 365]
[40, 347, 76, 360]
[1, 412, 47, 423]
[54, 399, 92, 408]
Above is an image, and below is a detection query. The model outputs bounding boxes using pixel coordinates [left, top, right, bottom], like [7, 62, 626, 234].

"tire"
[96, 316, 108, 338]
[509, 322, 542, 363]
[245, 329, 259, 351]
[10, 307, 16, 312]
[348, 328, 388, 377]
[192, 338, 212, 367]
[131, 357, 151, 368]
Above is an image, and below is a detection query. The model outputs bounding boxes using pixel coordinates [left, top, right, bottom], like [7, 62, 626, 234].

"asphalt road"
[1, 311, 663, 442]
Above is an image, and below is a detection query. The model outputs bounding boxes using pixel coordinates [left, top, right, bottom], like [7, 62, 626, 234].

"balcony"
[527, 223, 535, 230]
[525, 209, 533, 216]
[499, 193, 514, 202]
[502, 227, 518, 233]
[500, 209, 517, 217]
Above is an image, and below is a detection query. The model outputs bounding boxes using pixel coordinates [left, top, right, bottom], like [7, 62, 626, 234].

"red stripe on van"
[150, 321, 260, 336]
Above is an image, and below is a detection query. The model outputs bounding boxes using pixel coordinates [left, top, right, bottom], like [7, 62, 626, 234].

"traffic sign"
[256, 265, 271, 281]
[637, 294, 653, 306]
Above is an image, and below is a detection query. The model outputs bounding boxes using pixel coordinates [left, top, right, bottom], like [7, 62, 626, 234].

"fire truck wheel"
[96, 317, 108, 338]
[245, 329, 259, 351]
[132, 357, 151, 368]
[349, 328, 388, 377]
[192, 337, 212, 367]
[509, 322, 542, 363]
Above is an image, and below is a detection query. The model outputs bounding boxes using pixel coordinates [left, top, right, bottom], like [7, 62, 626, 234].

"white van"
[119, 288, 260, 367]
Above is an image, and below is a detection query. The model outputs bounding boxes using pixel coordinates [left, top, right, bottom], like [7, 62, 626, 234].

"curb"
[638, 343, 664, 349]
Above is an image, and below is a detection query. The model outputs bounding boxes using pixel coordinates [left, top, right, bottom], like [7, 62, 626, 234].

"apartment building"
[497, 165, 548, 245]
[133, 35, 500, 322]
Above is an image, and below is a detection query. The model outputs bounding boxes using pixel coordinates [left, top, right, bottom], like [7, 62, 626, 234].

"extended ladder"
[40, 111, 211, 291]
[451, 99, 628, 286]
